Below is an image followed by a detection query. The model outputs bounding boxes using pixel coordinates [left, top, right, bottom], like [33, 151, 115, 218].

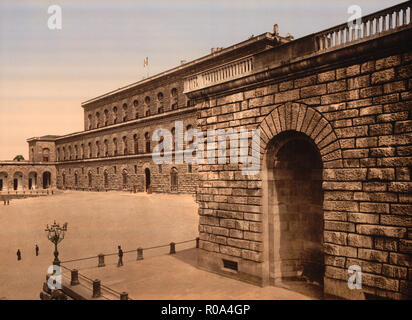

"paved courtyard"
[0, 191, 325, 300]
[0, 191, 198, 299]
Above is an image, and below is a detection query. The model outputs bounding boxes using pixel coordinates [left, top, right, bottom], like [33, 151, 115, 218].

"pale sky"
[0, 0, 403, 160]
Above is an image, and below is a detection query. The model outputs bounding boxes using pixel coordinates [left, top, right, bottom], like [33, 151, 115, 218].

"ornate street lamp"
[45, 221, 68, 266]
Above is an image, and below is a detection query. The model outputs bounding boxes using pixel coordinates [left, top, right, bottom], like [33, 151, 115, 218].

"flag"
[144, 57, 148, 67]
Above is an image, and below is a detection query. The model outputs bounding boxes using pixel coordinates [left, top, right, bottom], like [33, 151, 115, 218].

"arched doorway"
[13, 172, 23, 191]
[43, 171, 51, 189]
[265, 131, 324, 287]
[0, 172, 8, 191]
[170, 167, 178, 192]
[28, 172, 37, 190]
[144, 168, 151, 191]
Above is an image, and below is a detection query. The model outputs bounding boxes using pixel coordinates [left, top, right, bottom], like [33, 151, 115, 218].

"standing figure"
[17, 249, 21, 261]
[117, 245, 123, 267]
[35, 244, 39, 256]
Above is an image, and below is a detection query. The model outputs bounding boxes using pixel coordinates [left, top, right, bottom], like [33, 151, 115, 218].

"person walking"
[35, 244, 39, 256]
[117, 245, 123, 267]
[17, 249, 21, 261]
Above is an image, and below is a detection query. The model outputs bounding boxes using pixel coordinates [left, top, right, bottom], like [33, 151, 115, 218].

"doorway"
[145, 168, 151, 191]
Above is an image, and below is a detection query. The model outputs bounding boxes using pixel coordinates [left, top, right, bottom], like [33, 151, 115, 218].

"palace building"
[2, 1, 412, 300]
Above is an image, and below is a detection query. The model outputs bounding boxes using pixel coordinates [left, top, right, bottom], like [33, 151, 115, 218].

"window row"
[56, 125, 194, 161]
[87, 88, 183, 130]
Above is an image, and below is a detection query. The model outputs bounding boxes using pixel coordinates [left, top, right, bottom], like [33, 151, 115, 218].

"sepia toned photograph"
[0, 0, 411, 308]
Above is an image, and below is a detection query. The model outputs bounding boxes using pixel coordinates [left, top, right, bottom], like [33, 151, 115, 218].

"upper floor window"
[96, 141, 100, 157]
[133, 100, 139, 119]
[88, 114, 92, 130]
[171, 88, 178, 110]
[88, 142, 92, 158]
[68, 146, 72, 160]
[145, 132, 150, 153]
[42, 148, 50, 162]
[113, 137, 118, 156]
[62, 147, 66, 160]
[80, 144, 84, 159]
[96, 112, 100, 128]
[104, 109, 109, 126]
[122, 136, 127, 154]
[104, 139, 108, 157]
[145, 96, 150, 117]
[133, 134, 138, 154]
[122, 103, 128, 122]
[74, 145, 78, 159]
[113, 106, 118, 124]
[56, 148, 60, 161]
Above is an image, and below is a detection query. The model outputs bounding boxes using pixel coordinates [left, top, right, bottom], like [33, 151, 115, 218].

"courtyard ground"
[0, 191, 323, 300]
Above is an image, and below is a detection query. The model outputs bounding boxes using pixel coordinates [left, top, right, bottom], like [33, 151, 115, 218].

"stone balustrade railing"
[183, 1, 411, 94]
[184, 56, 253, 93]
[316, 1, 411, 51]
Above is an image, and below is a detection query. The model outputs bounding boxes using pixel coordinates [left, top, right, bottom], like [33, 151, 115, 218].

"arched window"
[62, 147, 66, 160]
[96, 112, 100, 128]
[171, 88, 178, 110]
[88, 114, 92, 130]
[74, 172, 78, 187]
[133, 100, 139, 119]
[113, 137, 118, 156]
[104, 109, 109, 126]
[113, 106, 118, 124]
[68, 146, 72, 160]
[170, 167, 178, 191]
[133, 134, 139, 154]
[104, 170, 109, 189]
[145, 96, 151, 117]
[186, 124, 194, 146]
[122, 136, 128, 154]
[122, 103, 128, 122]
[157, 92, 164, 114]
[104, 139, 108, 156]
[171, 127, 176, 151]
[88, 142, 92, 158]
[145, 132, 150, 153]
[122, 169, 128, 189]
[56, 148, 60, 161]
[74, 145, 78, 159]
[42, 148, 50, 162]
[81, 144, 84, 159]
[96, 141, 100, 157]
[88, 171, 93, 188]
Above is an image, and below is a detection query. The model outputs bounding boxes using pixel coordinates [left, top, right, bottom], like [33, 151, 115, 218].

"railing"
[316, 1, 411, 51]
[184, 56, 253, 92]
[57, 238, 199, 300]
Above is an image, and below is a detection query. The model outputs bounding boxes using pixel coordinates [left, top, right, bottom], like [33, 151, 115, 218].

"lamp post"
[45, 221, 68, 266]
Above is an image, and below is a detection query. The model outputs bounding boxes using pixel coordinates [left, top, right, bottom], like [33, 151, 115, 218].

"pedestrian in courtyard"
[117, 245, 123, 267]
[17, 249, 21, 261]
[35, 244, 39, 256]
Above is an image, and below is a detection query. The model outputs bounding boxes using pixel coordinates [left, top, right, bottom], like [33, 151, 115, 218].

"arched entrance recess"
[259, 102, 343, 287]
[43, 172, 51, 189]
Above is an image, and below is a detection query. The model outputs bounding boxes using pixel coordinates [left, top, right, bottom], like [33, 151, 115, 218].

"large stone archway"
[259, 102, 343, 287]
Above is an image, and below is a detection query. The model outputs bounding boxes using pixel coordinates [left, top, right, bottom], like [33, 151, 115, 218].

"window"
[42, 148, 50, 162]
[74, 172, 78, 187]
[133, 134, 139, 154]
[56, 148, 60, 161]
[96, 112, 100, 128]
[145, 132, 150, 153]
[157, 92, 164, 113]
[113, 166, 117, 174]
[104, 109, 109, 126]
[96, 141, 100, 157]
[104, 139, 108, 157]
[171, 88, 178, 110]
[62, 172, 66, 187]
[113, 138, 118, 156]
[188, 164, 192, 173]
[122, 136, 128, 154]
[134, 165, 137, 174]
[81, 144, 85, 159]
[62, 147, 66, 160]
[88, 142, 92, 158]
[74, 145, 78, 159]
[31, 148, 34, 161]
[113, 106, 118, 124]
[88, 114, 92, 130]
[97, 167, 100, 174]
[145, 96, 150, 117]
[122, 103, 128, 122]
[186, 124, 194, 146]
[68, 146, 72, 160]
[133, 100, 139, 119]
[171, 127, 176, 151]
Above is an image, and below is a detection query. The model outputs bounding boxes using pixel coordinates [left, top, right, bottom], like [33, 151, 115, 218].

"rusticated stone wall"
[196, 47, 412, 299]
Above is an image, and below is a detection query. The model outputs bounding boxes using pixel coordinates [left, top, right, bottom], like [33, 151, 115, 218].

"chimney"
[273, 24, 279, 36]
